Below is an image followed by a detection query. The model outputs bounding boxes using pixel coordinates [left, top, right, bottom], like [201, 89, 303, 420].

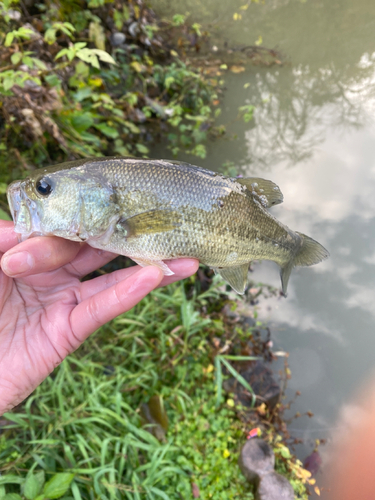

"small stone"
[239, 438, 275, 483]
[111, 32, 126, 46]
[256, 471, 295, 500]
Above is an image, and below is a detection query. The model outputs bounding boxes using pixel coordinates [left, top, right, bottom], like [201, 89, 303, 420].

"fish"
[6, 157, 329, 295]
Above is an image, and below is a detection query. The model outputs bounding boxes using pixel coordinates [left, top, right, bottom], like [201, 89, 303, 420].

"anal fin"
[213, 263, 249, 294]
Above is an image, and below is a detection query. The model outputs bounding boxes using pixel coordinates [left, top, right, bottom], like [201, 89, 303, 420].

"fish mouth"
[7, 181, 42, 240]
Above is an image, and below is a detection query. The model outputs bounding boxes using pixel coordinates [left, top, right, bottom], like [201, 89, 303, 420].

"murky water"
[152, 0, 375, 482]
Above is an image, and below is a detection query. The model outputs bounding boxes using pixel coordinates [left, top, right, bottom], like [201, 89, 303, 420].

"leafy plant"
[0, 0, 223, 183]
[0, 471, 75, 500]
[214, 354, 258, 408]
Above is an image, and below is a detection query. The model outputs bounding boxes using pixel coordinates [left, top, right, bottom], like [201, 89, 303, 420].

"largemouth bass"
[6, 157, 329, 295]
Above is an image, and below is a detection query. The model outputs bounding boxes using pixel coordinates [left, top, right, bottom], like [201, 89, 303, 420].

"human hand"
[0, 221, 199, 415]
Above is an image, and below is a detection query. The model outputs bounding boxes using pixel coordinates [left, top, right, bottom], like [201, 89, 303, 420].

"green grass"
[0, 278, 310, 499]
[0, 280, 254, 499]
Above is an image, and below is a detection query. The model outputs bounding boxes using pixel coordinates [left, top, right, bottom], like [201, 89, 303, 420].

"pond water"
[152, 0, 375, 487]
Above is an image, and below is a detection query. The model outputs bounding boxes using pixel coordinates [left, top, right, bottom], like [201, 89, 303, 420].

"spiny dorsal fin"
[213, 263, 250, 294]
[237, 177, 284, 208]
[120, 209, 182, 238]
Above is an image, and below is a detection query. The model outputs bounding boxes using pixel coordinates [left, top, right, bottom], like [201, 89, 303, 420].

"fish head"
[7, 167, 119, 242]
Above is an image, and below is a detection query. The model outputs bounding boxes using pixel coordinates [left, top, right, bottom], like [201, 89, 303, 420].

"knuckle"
[87, 297, 102, 327]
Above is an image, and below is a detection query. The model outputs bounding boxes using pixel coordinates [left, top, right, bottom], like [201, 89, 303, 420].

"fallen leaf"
[257, 402, 267, 415]
[192, 483, 200, 498]
[230, 65, 245, 73]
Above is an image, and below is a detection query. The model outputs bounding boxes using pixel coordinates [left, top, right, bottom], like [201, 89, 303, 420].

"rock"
[239, 439, 295, 500]
[256, 471, 295, 500]
[239, 438, 275, 482]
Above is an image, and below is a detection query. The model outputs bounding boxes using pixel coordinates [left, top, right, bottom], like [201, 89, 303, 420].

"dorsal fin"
[237, 177, 284, 208]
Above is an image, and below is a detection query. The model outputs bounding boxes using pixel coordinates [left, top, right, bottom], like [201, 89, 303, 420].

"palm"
[0, 222, 199, 414]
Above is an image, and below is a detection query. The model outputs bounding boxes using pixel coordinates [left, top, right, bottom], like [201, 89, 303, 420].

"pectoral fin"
[120, 209, 182, 238]
[237, 177, 283, 207]
[213, 263, 249, 294]
[132, 257, 174, 276]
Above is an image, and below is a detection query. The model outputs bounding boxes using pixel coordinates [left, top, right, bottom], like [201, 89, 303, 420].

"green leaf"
[24, 473, 43, 500]
[215, 356, 223, 408]
[11, 52, 22, 65]
[279, 446, 291, 459]
[45, 74, 61, 88]
[0, 477, 24, 486]
[44, 27, 57, 44]
[94, 123, 119, 139]
[123, 121, 140, 134]
[5, 32, 14, 47]
[43, 474, 75, 500]
[22, 56, 33, 68]
[55, 48, 70, 61]
[0, 485, 6, 498]
[71, 113, 94, 132]
[33, 472, 45, 495]
[94, 50, 116, 65]
[32, 58, 47, 70]
[0, 209, 10, 221]
[3, 494, 22, 500]
[219, 356, 256, 406]
[136, 143, 149, 154]
[165, 76, 175, 89]
[76, 49, 99, 68]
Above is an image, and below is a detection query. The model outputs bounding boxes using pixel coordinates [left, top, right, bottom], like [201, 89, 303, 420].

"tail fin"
[280, 233, 329, 296]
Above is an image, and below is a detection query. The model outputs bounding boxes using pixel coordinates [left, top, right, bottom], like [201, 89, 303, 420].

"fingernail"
[2, 251, 34, 276]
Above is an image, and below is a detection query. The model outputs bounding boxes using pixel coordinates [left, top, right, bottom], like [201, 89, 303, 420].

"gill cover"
[8, 169, 120, 241]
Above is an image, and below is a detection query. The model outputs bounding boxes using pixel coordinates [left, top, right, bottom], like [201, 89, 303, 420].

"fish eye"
[36, 177, 53, 197]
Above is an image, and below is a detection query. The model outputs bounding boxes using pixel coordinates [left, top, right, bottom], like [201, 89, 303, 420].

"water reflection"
[151, 0, 375, 468]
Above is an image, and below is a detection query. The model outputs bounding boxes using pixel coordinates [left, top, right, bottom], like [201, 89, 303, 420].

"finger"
[1, 236, 81, 278]
[70, 266, 164, 342]
[65, 243, 118, 277]
[79, 265, 140, 300]
[0, 221, 19, 254]
[79, 258, 199, 300]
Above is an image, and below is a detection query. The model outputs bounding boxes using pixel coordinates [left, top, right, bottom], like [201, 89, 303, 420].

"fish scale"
[7, 157, 329, 295]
